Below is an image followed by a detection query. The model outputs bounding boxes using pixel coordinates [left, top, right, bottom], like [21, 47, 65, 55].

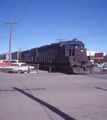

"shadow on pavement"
[0, 88, 46, 92]
[95, 87, 107, 91]
[13, 87, 76, 120]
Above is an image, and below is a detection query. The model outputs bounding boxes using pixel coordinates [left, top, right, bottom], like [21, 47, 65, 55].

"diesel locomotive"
[32, 39, 94, 73]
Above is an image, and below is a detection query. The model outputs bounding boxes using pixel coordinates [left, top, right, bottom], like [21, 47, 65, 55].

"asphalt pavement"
[0, 67, 107, 120]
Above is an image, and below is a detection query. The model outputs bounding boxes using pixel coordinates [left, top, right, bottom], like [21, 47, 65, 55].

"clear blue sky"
[0, 0, 107, 54]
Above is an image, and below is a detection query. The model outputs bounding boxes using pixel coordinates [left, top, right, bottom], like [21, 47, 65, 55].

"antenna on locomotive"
[72, 38, 78, 44]
[72, 38, 77, 41]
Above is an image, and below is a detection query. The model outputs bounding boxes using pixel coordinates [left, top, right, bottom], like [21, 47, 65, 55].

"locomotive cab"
[63, 39, 94, 73]
[69, 44, 84, 57]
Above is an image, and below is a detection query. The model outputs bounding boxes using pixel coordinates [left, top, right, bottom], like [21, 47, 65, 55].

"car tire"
[30, 68, 34, 71]
[17, 70, 21, 74]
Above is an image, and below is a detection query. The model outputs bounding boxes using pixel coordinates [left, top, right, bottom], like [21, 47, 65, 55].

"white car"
[7, 59, 21, 63]
[1, 63, 34, 73]
[97, 63, 103, 67]
[100, 63, 107, 72]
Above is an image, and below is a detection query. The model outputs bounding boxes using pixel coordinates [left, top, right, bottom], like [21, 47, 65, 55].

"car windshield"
[9, 61, 17, 63]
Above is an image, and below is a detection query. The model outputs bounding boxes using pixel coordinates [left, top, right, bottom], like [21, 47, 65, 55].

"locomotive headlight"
[81, 50, 84, 52]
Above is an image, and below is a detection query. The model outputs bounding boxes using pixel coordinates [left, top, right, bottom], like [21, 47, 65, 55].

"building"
[93, 52, 106, 63]
[86, 51, 97, 64]
[103, 55, 107, 62]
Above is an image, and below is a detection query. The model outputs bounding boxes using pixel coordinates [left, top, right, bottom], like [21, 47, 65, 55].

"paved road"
[0, 70, 107, 120]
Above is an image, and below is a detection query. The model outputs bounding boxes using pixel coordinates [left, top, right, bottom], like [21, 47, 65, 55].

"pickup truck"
[1, 63, 34, 73]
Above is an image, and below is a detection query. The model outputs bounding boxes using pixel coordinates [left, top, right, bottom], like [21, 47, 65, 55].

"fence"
[29, 64, 39, 73]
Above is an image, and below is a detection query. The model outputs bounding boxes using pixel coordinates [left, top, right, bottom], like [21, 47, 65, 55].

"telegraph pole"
[4, 19, 18, 60]
[18, 48, 23, 60]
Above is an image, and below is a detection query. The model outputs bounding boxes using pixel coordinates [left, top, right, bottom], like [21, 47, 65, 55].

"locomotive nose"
[74, 48, 87, 62]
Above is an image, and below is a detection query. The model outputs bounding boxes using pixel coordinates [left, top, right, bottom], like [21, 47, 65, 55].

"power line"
[0, 34, 9, 41]
[65, 31, 107, 40]
[18, 0, 32, 23]
[77, 31, 107, 38]
[56, 39, 65, 42]
[0, 0, 32, 40]
[12, 0, 32, 32]
[0, 24, 6, 33]
[0, 1, 16, 35]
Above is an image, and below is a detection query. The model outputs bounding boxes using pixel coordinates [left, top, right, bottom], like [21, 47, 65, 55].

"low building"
[87, 51, 97, 56]
[103, 56, 107, 62]
[93, 52, 106, 63]
[86, 51, 97, 64]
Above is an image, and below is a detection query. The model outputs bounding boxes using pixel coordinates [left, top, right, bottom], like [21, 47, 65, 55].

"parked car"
[0, 59, 8, 63]
[0, 59, 22, 69]
[1, 63, 34, 73]
[100, 62, 107, 72]
[0, 59, 11, 69]
[94, 63, 103, 67]
[6, 59, 21, 63]
[97, 63, 103, 67]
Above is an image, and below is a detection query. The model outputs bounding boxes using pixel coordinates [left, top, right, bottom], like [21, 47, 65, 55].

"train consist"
[20, 39, 94, 73]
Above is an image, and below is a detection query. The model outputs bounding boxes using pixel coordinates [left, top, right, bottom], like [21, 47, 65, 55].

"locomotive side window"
[69, 45, 75, 49]
[75, 45, 84, 48]
[75, 45, 81, 48]
[66, 45, 75, 49]
[75, 45, 78, 48]
[81, 45, 84, 48]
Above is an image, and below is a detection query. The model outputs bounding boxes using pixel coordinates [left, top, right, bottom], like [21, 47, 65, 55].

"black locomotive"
[28, 39, 93, 73]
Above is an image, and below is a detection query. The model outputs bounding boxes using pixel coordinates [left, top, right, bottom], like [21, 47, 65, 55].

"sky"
[0, 0, 107, 54]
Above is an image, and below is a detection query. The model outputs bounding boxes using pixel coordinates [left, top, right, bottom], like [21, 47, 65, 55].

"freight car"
[31, 39, 94, 73]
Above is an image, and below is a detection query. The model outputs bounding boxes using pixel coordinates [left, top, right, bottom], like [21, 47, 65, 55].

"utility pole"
[4, 19, 18, 60]
[18, 48, 23, 60]
[56, 39, 65, 43]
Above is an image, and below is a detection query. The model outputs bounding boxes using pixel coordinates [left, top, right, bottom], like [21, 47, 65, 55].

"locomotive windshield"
[66, 44, 84, 49]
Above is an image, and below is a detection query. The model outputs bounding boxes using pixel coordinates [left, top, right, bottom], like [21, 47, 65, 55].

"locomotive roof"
[34, 39, 84, 50]
[59, 40, 84, 47]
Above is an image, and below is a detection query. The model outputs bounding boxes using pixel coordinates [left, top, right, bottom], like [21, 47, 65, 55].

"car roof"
[10, 63, 26, 66]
